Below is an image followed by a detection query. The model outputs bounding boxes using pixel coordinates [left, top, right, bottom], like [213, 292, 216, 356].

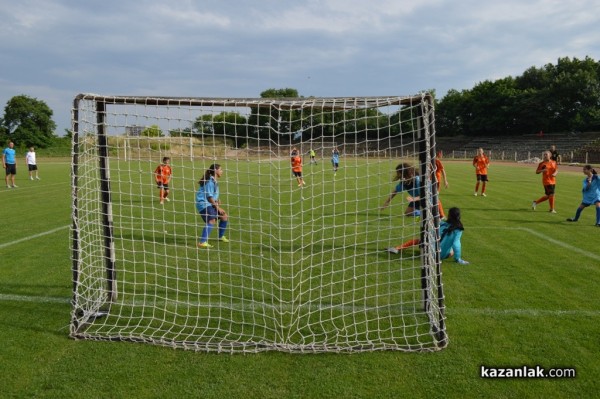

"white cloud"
[0, 0, 598, 134]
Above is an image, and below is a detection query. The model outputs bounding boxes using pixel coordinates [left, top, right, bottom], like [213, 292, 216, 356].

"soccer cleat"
[164, 197, 170, 202]
[386, 247, 399, 254]
[566, 218, 577, 222]
[6, 185, 11, 189]
[30, 177, 34, 180]
[219, 236, 230, 243]
[159, 201, 164, 205]
[456, 259, 470, 265]
[481, 193, 487, 197]
[35, 177, 40, 180]
[11, 185, 17, 188]
[197, 242, 213, 249]
[473, 192, 477, 196]
[549, 209, 557, 214]
[531, 201, 537, 210]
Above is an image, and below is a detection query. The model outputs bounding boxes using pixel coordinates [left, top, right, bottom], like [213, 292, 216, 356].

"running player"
[532, 150, 558, 213]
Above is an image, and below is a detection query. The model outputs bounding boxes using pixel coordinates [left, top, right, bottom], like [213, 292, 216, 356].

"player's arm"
[535, 163, 545, 174]
[381, 191, 398, 209]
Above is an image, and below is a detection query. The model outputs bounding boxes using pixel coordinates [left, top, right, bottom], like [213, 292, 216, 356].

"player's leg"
[218, 212, 229, 241]
[198, 207, 218, 247]
[567, 203, 586, 221]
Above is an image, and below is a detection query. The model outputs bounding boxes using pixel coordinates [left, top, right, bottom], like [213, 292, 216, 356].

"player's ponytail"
[198, 163, 221, 187]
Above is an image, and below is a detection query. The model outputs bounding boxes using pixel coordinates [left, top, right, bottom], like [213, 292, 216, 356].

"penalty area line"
[0, 225, 70, 249]
[471, 226, 600, 262]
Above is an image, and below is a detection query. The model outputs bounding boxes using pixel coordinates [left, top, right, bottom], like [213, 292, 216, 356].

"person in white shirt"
[25, 147, 40, 180]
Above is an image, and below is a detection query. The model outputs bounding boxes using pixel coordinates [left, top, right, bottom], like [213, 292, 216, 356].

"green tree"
[141, 125, 163, 137]
[194, 112, 249, 148]
[437, 56, 600, 136]
[2, 95, 57, 147]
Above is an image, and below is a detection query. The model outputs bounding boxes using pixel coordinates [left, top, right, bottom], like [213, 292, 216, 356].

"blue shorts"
[198, 206, 218, 223]
[408, 201, 421, 210]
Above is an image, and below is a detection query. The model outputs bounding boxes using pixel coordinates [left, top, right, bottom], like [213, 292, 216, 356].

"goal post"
[70, 93, 447, 352]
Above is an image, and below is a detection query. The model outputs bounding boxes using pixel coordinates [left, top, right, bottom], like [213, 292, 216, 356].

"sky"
[0, 0, 598, 135]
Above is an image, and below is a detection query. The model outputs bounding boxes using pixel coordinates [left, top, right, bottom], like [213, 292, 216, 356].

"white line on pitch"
[0, 225, 70, 249]
[471, 226, 600, 261]
[4, 294, 598, 318]
[0, 294, 69, 304]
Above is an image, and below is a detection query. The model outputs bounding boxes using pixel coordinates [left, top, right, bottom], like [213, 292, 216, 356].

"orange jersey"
[435, 159, 444, 183]
[291, 156, 302, 172]
[154, 164, 172, 184]
[473, 155, 489, 175]
[536, 160, 557, 185]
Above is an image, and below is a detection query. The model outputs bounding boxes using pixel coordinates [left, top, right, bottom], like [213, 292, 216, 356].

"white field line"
[0, 225, 70, 249]
[1, 294, 599, 317]
[471, 226, 600, 261]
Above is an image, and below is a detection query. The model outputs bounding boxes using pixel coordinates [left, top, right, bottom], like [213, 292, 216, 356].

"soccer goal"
[70, 93, 446, 353]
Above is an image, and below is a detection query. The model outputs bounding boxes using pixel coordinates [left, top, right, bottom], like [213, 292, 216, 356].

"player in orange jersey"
[434, 150, 448, 218]
[472, 148, 490, 197]
[290, 148, 305, 187]
[532, 150, 558, 213]
[154, 156, 172, 205]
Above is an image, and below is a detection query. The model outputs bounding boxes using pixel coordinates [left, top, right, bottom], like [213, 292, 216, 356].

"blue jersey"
[394, 175, 421, 198]
[3, 147, 16, 164]
[195, 176, 219, 212]
[581, 175, 600, 204]
[439, 221, 463, 261]
[332, 151, 340, 163]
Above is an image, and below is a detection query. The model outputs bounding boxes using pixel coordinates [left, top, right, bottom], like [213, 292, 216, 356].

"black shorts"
[157, 183, 169, 190]
[293, 171, 302, 178]
[476, 174, 488, 182]
[544, 184, 555, 196]
[28, 164, 38, 171]
[5, 164, 16, 175]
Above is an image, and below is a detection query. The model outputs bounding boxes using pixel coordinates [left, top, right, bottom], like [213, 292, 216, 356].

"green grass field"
[1, 158, 598, 398]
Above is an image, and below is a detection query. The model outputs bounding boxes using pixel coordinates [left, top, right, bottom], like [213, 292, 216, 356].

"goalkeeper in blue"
[380, 162, 421, 217]
[566, 164, 600, 226]
[196, 164, 229, 248]
[331, 147, 340, 174]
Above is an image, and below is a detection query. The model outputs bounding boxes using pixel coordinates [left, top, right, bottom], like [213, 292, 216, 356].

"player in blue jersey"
[566, 164, 600, 226]
[3, 141, 17, 188]
[331, 147, 340, 175]
[380, 162, 421, 217]
[195, 164, 229, 248]
[387, 207, 469, 265]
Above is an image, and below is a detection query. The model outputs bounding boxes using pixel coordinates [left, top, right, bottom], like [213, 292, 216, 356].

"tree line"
[2, 56, 599, 149]
[435, 56, 600, 136]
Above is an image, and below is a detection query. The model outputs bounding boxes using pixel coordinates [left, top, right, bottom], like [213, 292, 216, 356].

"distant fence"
[445, 149, 600, 164]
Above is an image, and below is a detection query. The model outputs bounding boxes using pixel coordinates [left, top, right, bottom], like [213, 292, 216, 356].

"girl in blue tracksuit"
[196, 164, 229, 248]
[387, 207, 469, 265]
[566, 165, 600, 226]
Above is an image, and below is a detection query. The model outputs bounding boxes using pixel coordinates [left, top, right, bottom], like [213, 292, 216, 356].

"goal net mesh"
[70, 93, 446, 353]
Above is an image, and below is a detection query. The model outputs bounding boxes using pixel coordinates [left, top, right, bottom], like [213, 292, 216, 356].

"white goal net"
[70, 93, 446, 353]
